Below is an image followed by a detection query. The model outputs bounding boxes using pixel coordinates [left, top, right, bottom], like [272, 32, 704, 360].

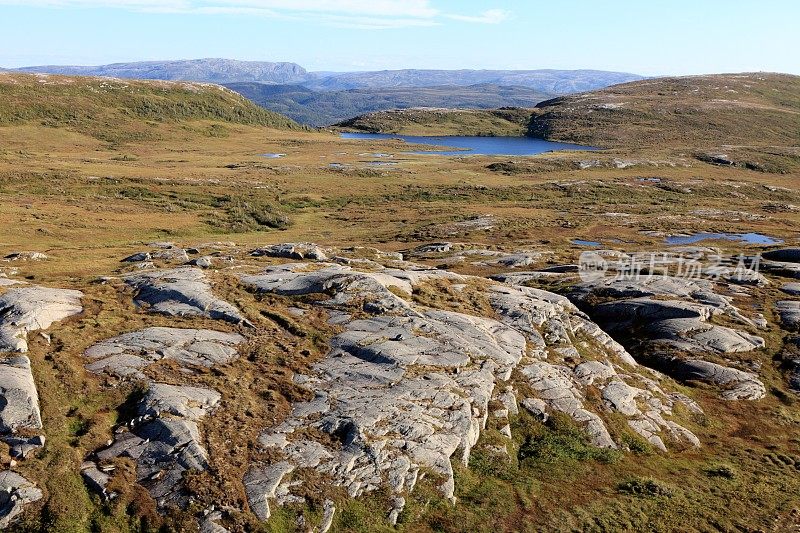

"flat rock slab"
[85, 327, 244, 380]
[782, 283, 800, 296]
[125, 268, 249, 325]
[0, 285, 83, 352]
[0, 470, 43, 528]
[0, 356, 42, 433]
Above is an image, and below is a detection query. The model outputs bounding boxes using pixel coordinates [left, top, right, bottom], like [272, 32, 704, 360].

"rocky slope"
[1, 239, 797, 530]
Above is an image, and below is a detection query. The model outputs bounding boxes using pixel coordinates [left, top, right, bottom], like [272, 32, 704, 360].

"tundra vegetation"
[0, 71, 798, 532]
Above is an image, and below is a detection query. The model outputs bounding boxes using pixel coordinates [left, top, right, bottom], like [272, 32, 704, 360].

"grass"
[0, 71, 799, 532]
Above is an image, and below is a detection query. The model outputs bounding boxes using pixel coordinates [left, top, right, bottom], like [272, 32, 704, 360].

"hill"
[306, 68, 644, 92]
[224, 83, 548, 126]
[13, 58, 308, 84]
[528, 73, 800, 148]
[0, 72, 299, 144]
[335, 106, 534, 136]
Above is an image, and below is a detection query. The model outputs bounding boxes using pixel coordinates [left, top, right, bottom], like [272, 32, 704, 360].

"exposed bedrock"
[567, 275, 766, 400]
[239, 259, 701, 525]
[82, 325, 244, 509]
[124, 267, 250, 326]
[84, 327, 245, 380]
[0, 285, 83, 353]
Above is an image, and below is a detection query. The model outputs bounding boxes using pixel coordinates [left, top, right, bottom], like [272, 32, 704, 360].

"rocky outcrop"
[88, 382, 219, 507]
[241, 258, 700, 526]
[777, 300, 800, 331]
[83, 326, 240, 508]
[567, 275, 766, 400]
[251, 243, 328, 261]
[0, 470, 43, 528]
[0, 356, 42, 433]
[84, 327, 244, 380]
[124, 268, 249, 326]
[0, 286, 83, 352]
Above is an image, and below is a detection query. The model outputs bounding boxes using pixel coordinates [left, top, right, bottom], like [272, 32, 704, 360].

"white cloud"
[447, 9, 510, 24]
[0, 0, 509, 29]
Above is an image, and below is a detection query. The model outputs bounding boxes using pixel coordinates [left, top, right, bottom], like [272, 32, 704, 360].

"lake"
[664, 232, 783, 245]
[340, 132, 598, 156]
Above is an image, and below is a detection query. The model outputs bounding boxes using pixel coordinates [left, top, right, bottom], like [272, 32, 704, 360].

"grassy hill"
[528, 73, 800, 148]
[335, 107, 534, 136]
[225, 82, 548, 126]
[0, 72, 299, 144]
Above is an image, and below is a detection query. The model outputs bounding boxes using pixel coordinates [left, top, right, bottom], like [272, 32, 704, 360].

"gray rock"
[762, 248, 800, 263]
[568, 275, 766, 400]
[0, 470, 43, 528]
[251, 242, 328, 261]
[125, 268, 249, 325]
[137, 383, 221, 421]
[3, 434, 45, 458]
[151, 248, 190, 263]
[121, 252, 152, 263]
[412, 242, 453, 254]
[85, 327, 244, 380]
[81, 461, 114, 500]
[666, 358, 766, 400]
[244, 462, 295, 521]
[777, 300, 800, 331]
[782, 283, 800, 296]
[3, 252, 48, 262]
[97, 416, 209, 508]
[188, 256, 214, 269]
[0, 286, 83, 353]
[0, 356, 42, 433]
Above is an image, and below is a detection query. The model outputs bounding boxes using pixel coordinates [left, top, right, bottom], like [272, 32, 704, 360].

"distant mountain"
[12, 58, 308, 84]
[304, 69, 644, 93]
[223, 83, 551, 126]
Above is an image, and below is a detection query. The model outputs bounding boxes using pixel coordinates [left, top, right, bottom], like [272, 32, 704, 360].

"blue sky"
[1, 0, 798, 75]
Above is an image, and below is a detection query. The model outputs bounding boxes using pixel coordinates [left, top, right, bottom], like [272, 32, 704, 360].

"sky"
[1, 0, 799, 75]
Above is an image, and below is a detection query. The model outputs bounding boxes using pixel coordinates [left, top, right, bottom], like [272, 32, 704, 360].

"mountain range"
[8, 58, 644, 125]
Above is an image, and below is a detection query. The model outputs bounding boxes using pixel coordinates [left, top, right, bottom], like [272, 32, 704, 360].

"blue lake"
[340, 132, 598, 156]
[665, 232, 783, 245]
